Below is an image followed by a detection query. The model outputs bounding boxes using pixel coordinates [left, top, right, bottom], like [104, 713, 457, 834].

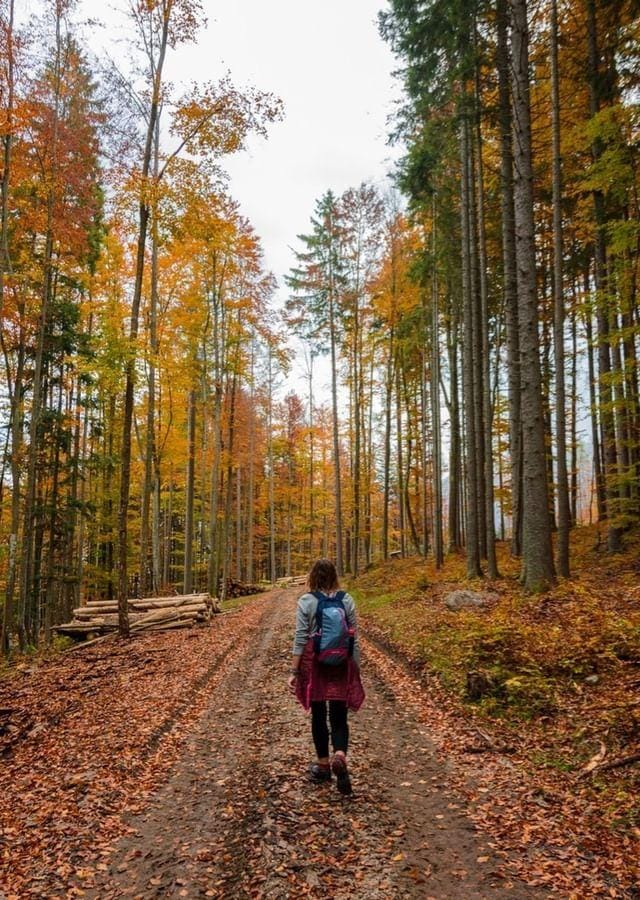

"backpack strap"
[311, 591, 325, 654]
[334, 591, 354, 657]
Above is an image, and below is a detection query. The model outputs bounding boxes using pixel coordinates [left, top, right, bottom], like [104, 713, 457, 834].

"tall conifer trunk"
[550, 0, 570, 575]
[473, 52, 498, 578]
[328, 284, 344, 574]
[460, 114, 482, 577]
[585, 0, 622, 552]
[510, 0, 555, 591]
[430, 203, 444, 567]
[382, 326, 394, 560]
[497, 0, 523, 557]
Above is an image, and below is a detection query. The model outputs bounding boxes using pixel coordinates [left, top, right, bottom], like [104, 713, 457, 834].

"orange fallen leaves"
[0, 599, 266, 897]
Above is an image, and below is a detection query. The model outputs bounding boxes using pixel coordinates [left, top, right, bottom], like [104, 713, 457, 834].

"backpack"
[312, 590, 354, 666]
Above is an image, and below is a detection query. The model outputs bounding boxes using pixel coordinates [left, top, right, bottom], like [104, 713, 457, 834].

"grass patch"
[350, 526, 640, 836]
[351, 526, 640, 722]
[222, 592, 266, 612]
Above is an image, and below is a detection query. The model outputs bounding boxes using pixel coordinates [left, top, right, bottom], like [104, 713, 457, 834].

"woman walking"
[288, 558, 365, 795]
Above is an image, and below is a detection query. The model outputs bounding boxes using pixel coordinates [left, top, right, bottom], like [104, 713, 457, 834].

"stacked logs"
[224, 579, 264, 598]
[276, 575, 307, 588]
[54, 593, 220, 640]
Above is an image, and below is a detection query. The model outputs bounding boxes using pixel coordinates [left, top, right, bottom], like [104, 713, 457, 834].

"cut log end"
[55, 592, 217, 642]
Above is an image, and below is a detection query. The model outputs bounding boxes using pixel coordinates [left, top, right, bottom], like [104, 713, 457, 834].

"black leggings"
[311, 700, 349, 757]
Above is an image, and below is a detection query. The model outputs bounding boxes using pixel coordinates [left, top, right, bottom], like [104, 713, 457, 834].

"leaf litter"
[1, 585, 636, 898]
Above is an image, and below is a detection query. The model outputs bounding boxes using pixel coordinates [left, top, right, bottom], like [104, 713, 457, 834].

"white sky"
[71, 0, 404, 395]
[165, 0, 402, 294]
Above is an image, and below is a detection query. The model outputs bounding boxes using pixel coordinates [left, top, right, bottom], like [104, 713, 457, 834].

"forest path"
[88, 587, 539, 899]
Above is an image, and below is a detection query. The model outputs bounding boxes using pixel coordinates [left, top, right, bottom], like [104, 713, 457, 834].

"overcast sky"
[67, 0, 403, 394]
[165, 0, 403, 294]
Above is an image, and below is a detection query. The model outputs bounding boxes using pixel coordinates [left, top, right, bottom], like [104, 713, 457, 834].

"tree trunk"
[305, 351, 315, 559]
[570, 301, 579, 524]
[117, 4, 171, 637]
[510, 0, 555, 591]
[473, 58, 498, 578]
[247, 341, 256, 583]
[267, 350, 277, 583]
[237, 465, 243, 581]
[183, 388, 196, 594]
[2, 327, 23, 655]
[585, 0, 622, 552]
[220, 372, 238, 600]
[396, 356, 406, 557]
[467, 140, 487, 563]
[382, 325, 394, 559]
[550, 0, 570, 575]
[352, 271, 362, 576]
[207, 252, 225, 596]
[584, 272, 607, 520]
[420, 339, 430, 559]
[44, 384, 64, 644]
[139, 119, 162, 596]
[430, 204, 444, 567]
[447, 304, 462, 551]
[497, 0, 523, 557]
[328, 286, 344, 574]
[0, 0, 14, 326]
[460, 114, 482, 577]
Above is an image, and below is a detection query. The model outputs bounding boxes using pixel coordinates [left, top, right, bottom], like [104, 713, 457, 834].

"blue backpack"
[312, 590, 354, 666]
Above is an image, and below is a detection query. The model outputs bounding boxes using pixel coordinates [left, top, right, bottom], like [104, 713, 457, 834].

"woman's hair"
[307, 558, 339, 593]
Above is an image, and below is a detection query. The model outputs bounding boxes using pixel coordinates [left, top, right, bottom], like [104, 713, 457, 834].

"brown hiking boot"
[331, 752, 352, 795]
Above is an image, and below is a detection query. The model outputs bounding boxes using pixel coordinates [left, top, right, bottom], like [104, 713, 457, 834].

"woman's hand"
[288, 673, 298, 694]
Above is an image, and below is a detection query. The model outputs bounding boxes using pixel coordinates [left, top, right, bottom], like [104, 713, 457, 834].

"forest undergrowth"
[351, 524, 640, 841]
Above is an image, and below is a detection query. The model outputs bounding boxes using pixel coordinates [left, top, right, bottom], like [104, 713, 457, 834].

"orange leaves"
[0, 597, 267, 897]
[369, 212, 422, 327]
[169, 78, 283, 161]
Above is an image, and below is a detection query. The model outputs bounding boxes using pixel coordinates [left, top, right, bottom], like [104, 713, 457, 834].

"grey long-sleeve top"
[292, 591, 361, 666]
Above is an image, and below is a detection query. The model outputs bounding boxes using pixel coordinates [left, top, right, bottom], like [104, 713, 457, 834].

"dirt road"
[88, 588, 539, 899]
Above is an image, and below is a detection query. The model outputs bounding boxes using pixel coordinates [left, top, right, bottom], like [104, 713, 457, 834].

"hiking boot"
[308, 763, 332, 784]
[331, 752, 352, 795]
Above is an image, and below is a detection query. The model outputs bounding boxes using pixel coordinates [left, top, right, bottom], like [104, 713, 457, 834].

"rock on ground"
[444, 590, 498, 611]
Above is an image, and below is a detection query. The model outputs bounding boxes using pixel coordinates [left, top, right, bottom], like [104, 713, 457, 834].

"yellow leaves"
[169, 78, 283, 161]
[565, 103, 637, 210]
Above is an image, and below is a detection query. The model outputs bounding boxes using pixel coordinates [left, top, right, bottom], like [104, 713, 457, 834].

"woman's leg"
[310, 700, 330, 763]
[328, 700, 349, 754]
[328, 701, 352, 794]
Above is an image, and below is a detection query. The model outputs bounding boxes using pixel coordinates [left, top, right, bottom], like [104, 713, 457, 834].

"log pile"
[54, 593, 220, 640]
[224, 579, 264, 598]
[276, 575, 307, 588]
